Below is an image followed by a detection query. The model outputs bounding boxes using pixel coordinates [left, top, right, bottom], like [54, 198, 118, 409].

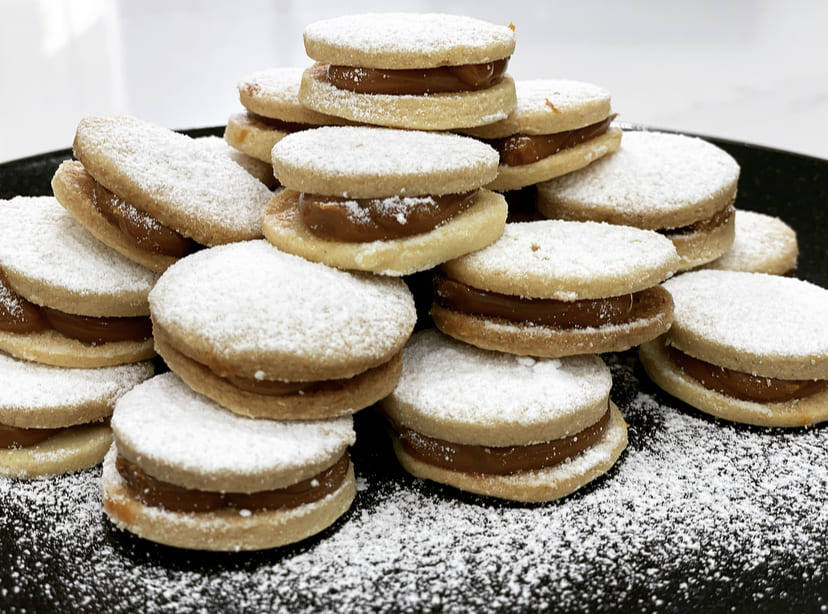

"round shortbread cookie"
[0, 423, 112, 479]
[486, 127, 622, 192]
[662, 270, 828, 380]
[73, 115, 272, 246]
[703, 209, 798, 275]
[0, 196, 157, 316]
[463, 79, 614, 139]
[0, 353, 153, 429]
[0, 329, 154, 369]
[300, 65, 516, 130]
[111, 373, 355, 492]
[271, 126, 498, 198]
[261, 188, 507, 276]
[639, 338, 828, 428]
[391, 403, 627, 503]
[102, 446, 356, 551]
[197, 135, 277, 187]
[381, 329, 612, 446]
[668, 208, 736, 270]
[442, 220, 679, 300]
[149, 240, 416, 382]
[237, 67, 355, 125]
[536, 130, 740, 230]
[224, 111, 290, 163]
[52, 160, 177, 273]
[303, 13, 515, 69]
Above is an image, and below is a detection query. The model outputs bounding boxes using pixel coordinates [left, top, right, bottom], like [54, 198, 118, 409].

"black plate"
[1, 129, 827, 614]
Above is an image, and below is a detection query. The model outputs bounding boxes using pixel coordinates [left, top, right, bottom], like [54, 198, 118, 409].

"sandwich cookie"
[0, 353, 153, 478]
[702, 209, 798, 276]
[225, 67, 353, 164]
[53, 115, 272, 273]
[264, 126, 507, 276]
[536, 131, 740, 270]
[432, 220, 679, 358]
[198, 135, 278, 189]
[149, 240, 416, 419]
[380, 330, 627, 502]
[299, 13, 517, 130]
[461, 79, 622, 192]
[0, 196, 158, 368]
[103, 373, 356, 551]
[639, 270, 828, 427]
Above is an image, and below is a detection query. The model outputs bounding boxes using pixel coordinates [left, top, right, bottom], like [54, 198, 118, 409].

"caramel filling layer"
[246, 111, 316, 133]
[299, 191, 477, 242]
[116, 452, 350, 513]
[390, 406, 611, 475]
[90, 179, 195, 258]
[434, 273, 672, 329]
[667, 345, 827, 403]
[661, 204, 734, 237]
[325, 58, 510, 95]
[486, 115, 616, 167]
[0, 417, 110, 449]
[0, 269, 152, 344]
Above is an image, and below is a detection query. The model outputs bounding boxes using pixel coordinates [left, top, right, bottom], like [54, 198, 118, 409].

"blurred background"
[1, 0, 827, 162]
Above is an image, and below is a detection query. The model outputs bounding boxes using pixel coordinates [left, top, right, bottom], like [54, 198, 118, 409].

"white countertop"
[1, 0, 827, 163]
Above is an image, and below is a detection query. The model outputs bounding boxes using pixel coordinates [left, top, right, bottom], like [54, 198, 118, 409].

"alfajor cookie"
[225, 67, 353, 164]
[0, 353, 153, 478]
[263, 126, 507, 276]
[198, 135, 278, 188]
[53, 115, 273, 273]
[0, 196, 157, 368]
[380, 330, 627, 502]
[639, 270, 828, 427]
[461, 79, 622, 192]
[102, 373, 356, 551]
[702, 209, 798, 276]
[536, 130, 740, 270]
[149, 240, 416, 419]
[299, 13, 517, 130]
[432, 220, 679, 358]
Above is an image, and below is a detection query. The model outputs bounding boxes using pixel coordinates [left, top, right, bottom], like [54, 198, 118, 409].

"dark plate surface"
[1, 128, 827, 614]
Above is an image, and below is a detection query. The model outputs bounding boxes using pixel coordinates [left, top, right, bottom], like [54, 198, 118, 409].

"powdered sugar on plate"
[2, 352, 826, 612]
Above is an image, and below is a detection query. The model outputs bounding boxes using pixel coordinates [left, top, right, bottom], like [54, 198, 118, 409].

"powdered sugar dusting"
[390, 330, 611, 431]
[2, 353, 826, 612]
[112, 373, 354, 485]
[238, 67, 305, 104]
[705, 209, 798, 273]
[515, 79, 610, 118]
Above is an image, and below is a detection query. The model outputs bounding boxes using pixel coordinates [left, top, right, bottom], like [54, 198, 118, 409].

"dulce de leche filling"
[667, 344, 828, 403]
[0, 417, 110, 449]
[390, 405, 611, 475]
[299, 191, 477, 242]
[325, 58, 509, 95]
[661, 204, 735, 237]
[116, 452, 350, 513]
[0, 269, 152, 344]
[434, 273, 672, 329]
[486, 115, 616, 167]
[246, 111, 317, 133]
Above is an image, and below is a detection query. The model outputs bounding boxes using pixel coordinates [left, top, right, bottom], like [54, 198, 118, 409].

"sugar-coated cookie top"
[664, 270, 828, 379]
[73, 116, 272, 245]
[537, 131, 740, 229]
[149, 241, 416, 381]
[382, 330, 611, 446]
[303, 13, 516, 69]
[0, 353, 153, 427]
[112, 373, 355, 492]
[704, 210, 798, 275]
[272, 126, 499, 198]
[0, 196, 158, 316]
[442, 220, 679, 301]
[462, 79, 613, 139]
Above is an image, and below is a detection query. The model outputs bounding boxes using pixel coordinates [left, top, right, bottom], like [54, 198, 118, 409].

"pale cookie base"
[391, 402, 627, 503]
[639, 339, 828, 428]
[224, 112, 289, 163]
[299, 64, 516, 130]
[431, 299, 673, 358]
[0, 423, 111, 478]
[52, 160, 177, 274]
[262, 189, 508, 276]
[668, 210, 736, 270]
[0, 329, 155, 368]
[102, 447, 357, 551]
[486, 127, 622, 192]
[156, 330, 403, 420]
